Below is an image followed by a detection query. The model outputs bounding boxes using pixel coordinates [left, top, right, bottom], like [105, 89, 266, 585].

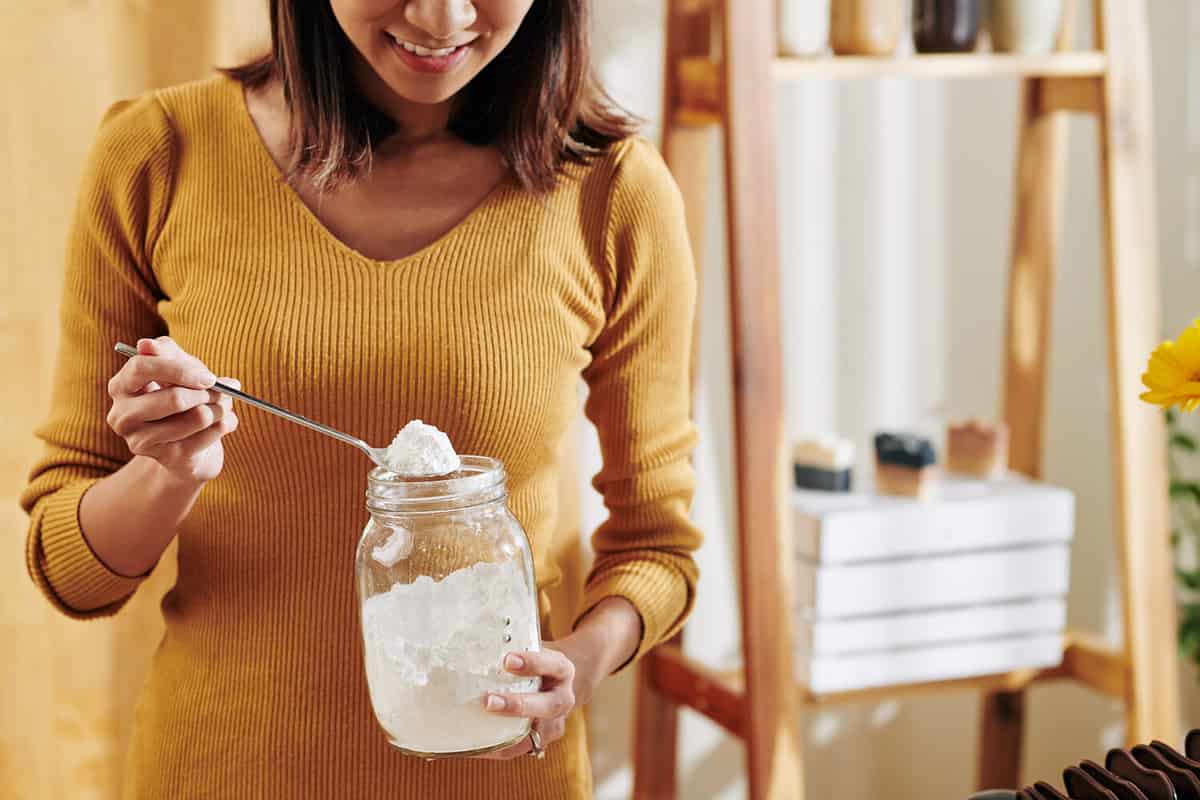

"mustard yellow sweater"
[21, 75, 700, 799]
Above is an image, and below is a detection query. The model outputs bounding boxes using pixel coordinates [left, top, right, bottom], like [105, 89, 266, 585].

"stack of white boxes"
[793, 475, 1074, 695]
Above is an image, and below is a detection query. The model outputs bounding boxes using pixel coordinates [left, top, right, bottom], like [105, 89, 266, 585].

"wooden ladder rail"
[635, 0, 1180, 797]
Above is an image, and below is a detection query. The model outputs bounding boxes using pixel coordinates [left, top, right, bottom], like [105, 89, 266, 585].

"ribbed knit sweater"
[20, 75, 701, 799]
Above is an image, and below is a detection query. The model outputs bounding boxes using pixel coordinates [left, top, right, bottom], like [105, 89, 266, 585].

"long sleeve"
[575, 138, 703, 666]
[19, 94, 177, 619]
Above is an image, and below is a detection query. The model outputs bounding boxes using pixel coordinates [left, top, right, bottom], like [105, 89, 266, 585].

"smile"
[386, 33, 476, 75]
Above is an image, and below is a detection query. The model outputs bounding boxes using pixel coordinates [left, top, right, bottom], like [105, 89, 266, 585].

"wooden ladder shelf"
[635, 1, 1180, 797]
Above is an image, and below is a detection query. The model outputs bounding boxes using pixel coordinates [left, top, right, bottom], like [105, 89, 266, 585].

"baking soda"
[360, 558, 539, 754]
[384, 420, 461, 477]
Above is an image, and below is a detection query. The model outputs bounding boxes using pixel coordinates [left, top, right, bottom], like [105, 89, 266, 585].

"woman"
[21, 0, 700, 797]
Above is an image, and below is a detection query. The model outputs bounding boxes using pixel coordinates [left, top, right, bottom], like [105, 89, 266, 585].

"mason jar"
[913, 0, 982, 53]
[355, 456, 542, 758]
[830, 0, 904, 56]
[779, 0, 832, 57]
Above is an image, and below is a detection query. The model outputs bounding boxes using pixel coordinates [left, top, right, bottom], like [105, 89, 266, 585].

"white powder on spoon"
[384, 419, 461, 477]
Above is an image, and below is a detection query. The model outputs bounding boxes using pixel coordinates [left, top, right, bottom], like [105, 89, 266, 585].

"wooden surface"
[720, 0, 803, 797]
[651, 631, 1124, 715]
[1039, 76, 1103, 115]
[1061, 632, 1130, 700]
[1095, 0, 1182, 745]
[774, 51, 1107, 79]
[984, 2, 1081, 788]
[648, 645, 747, 738]
[634, 644, 682, 799]
[0, 5, 267, 798]
[676, 52, 1108, 116]
[633, 4, 714, 796]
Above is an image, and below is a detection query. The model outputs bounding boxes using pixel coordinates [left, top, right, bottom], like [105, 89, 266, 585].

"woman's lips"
[388, 36, 472, 75]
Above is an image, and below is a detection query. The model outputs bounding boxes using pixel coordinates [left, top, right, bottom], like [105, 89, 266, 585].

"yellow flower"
[1142, 319, 1200, 413]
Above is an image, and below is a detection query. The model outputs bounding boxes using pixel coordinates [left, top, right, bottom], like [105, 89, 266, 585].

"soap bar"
[792, 436, 854, 492]
[947, 419, 1008, 478]
[873, 432, 938, 498]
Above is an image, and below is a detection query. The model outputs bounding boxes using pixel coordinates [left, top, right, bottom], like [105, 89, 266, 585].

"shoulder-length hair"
[224, 0, 639, 193]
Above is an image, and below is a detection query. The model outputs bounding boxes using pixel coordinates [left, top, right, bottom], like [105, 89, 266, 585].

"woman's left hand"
[476, 596, 642, 761]
[475, 637, 596, 760]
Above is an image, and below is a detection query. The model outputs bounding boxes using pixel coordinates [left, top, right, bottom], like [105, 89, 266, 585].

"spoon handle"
[113, 342, 375, 458]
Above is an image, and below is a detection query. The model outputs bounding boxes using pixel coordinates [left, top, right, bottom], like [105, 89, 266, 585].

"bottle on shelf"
[779, 0, 832, 57]
[830, 0, 903, 56]
[913, 0, 983, 53]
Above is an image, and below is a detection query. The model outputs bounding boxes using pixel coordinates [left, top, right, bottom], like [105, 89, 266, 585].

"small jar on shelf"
[912, 0, 983, 54]
[779, 0, 832, 57]
[830, 0, 903, 56]
[986, 0, 1065, 55]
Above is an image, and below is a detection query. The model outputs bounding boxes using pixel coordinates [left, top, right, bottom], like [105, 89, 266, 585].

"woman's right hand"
[106, 336, 239, 485]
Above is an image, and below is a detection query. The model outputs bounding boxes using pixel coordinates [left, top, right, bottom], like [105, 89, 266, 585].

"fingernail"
[505, 654, 524, 671]
[486, 695, 506, 712]
[199, 371, 217, 387]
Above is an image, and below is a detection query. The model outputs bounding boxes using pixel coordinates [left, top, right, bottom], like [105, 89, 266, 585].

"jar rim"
[366, 455, 506, 511]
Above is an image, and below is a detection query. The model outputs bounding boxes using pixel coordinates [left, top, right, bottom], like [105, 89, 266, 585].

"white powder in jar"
[361, 558, 540, 754]
[371, 525, 412, 567]
[384, 420, 461, 477]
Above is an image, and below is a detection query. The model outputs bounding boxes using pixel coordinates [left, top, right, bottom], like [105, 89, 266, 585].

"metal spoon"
[114, 342, 392, 470]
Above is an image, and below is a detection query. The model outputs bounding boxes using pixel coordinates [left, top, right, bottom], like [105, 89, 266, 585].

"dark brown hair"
[224, 0, 639, 193]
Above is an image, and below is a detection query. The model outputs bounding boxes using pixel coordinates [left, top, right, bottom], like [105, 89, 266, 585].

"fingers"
[482, 650, 576, 719]
[486, 661, 575, 720]
[109, 386, 220, 429]
[476, 649, 578, 759]
[503, 650, 575, 683]
[145, 408, 239, 464]
[110, 336, 216, 396]
[485, 685, 575, 720]
[122, 404, 227, 454]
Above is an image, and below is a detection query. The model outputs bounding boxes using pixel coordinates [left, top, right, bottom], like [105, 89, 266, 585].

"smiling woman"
[19, 0, 701, 798]
[225, 0, 637, 193]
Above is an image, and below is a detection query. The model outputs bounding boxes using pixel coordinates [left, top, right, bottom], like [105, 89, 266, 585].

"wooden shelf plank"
[645, 631, 1128, 733]
[678, 53, 1109, 116]
[802, 663, 1070, 707]
[775, 51, 1107, 80]
[647, 646, 746, 738]
[1060, 632, 1128, 699]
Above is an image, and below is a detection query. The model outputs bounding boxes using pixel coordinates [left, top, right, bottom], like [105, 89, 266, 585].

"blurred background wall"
[2, 2, 1197, 798]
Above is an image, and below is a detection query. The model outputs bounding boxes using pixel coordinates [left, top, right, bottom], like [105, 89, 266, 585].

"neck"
[351, 55, 453, 145]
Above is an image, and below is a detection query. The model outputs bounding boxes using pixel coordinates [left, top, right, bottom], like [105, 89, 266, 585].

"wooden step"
[645, 631, 1126, 737]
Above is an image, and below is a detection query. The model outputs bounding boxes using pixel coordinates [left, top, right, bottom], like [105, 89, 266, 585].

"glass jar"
[986, 0, 1063, 55]
[779, 0, 832, 57]
[830, 0, 903, 56]
[355, 456, 542, 758]
[913, 0, 982, 53]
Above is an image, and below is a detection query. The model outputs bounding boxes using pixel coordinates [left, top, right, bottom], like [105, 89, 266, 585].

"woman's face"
[330, 0, 536, 106]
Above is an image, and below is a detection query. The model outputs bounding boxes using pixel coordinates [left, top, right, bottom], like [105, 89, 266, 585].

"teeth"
[397, 39, 458, 58]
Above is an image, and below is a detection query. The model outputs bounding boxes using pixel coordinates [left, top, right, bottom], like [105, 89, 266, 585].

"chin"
[385, 79, 465, 106]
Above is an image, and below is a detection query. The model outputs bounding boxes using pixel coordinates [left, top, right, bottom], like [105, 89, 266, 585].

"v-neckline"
[223, 76, 514, 269]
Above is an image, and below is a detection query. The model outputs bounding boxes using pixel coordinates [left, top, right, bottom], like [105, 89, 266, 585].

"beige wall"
[0, 4, 264, 797]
